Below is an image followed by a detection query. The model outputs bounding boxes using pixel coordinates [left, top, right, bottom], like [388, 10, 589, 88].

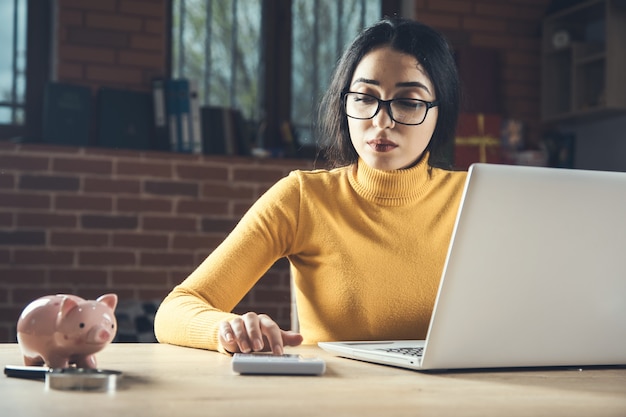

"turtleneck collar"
[348, 153, 435, 206]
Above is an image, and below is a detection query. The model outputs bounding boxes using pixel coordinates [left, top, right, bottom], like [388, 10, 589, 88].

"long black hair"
[317, 17, 460, 169]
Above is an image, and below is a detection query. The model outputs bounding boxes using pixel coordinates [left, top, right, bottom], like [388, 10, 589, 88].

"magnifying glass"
[4, 365, 122, 392]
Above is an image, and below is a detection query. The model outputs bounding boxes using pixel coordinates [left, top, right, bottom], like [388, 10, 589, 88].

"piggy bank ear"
[59, 296, 79, 320]
[96, 293, 118, 311]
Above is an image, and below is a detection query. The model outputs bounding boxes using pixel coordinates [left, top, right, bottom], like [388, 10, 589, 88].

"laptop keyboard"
[378, 347, 424, 357]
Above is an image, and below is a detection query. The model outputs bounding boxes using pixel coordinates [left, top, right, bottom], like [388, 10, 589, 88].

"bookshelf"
[541, 0, 626, 123]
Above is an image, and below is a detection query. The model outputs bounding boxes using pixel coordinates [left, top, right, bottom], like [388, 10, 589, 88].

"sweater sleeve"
[154, 173, 301, 352]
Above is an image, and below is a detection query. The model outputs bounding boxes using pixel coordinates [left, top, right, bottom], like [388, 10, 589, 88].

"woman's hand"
[219, 312, 303, 355]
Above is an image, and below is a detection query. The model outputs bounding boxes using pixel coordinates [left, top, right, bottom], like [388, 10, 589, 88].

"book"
[151, 78, 170, 151]
[188, 80, 202, 154]
[42, 82, 91, 146]
[200, 106, 227, 155]
[176, 79, 192, 153]
[96, 87, 152, 150]
[164, 79, 179, 152]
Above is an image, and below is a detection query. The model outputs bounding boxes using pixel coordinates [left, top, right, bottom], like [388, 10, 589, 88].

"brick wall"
[55, 0, 166, 92]
[0, 142, 313, 342]
[1, 0, 554, 342]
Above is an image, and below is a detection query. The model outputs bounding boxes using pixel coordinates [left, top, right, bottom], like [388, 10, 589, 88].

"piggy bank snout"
[86, 324, 116, 344]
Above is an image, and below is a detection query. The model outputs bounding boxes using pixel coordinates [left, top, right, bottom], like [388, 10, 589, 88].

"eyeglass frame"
[341, 91, 439, 126]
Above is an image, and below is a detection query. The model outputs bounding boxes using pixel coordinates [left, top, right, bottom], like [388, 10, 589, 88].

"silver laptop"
[319, 163, 626, 371]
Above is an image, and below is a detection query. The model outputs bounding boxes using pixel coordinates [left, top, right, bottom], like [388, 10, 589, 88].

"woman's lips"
[367, 139, 398, 152]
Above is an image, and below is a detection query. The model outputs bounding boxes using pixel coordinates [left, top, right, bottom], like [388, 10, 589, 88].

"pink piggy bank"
[17, 294, 118, 369]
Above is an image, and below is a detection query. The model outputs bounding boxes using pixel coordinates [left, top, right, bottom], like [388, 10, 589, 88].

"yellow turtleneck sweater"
[154, 156, 467, 351]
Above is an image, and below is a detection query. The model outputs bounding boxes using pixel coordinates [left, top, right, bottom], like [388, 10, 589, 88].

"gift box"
[454, 113, 502, 170]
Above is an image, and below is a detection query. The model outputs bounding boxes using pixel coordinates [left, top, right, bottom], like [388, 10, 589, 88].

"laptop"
[319, 163, 626, 371]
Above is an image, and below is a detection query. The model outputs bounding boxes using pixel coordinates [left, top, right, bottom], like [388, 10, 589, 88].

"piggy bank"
[17, 294, 118, 369]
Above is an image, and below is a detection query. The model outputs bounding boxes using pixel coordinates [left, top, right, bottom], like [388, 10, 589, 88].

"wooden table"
[1, 343, 625, 416]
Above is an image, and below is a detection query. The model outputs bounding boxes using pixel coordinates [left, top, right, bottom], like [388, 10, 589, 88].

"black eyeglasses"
[342, 91, 439, 126]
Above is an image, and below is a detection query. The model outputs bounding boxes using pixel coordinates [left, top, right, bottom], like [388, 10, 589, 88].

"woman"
[154, 17, 467, 355]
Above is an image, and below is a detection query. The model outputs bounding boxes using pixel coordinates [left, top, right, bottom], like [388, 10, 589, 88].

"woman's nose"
[372, 102, 395, 129]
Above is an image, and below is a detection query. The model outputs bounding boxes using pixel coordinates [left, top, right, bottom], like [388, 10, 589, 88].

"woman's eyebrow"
[351, 77, 379, 86]
[351, 78, 432, 95]
[396, 81, 431, 94]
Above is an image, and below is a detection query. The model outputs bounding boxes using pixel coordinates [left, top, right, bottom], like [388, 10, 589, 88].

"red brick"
[52, 158, 113, 175]
[417, 12, 462, 30]
[0, 212, 13, 227]
[0, 230, 46, 246]
[84, 177, 141, 194]
[112, 232, 168, 248]
[0, 192, 51, 209]
[144, 18, 165, 34]
[177, 199, 229, 216]
[0, 173, 15, 188]
[116, 196, 172, 213]
[13, 249, 75, 265]
[86, 65, 143, 84]
[430, 0, 472, 14]
[17, 212, 78, 228]
[19, 174, 80, 191]
[57, 61, 84, 79]
[202, 183, 255, 200]
[81, 214, 139, 229]
[58, 8, 83, 26]
[49, 269, 108, 286]
[111, 270, 169, 286]
[0, 154, 50, 171]
[77, 288, 136, 300]
[176, 164, 229, 181]
[59, 45, 117, 64]
[86, 12, 143, 32]
[140, 252, 195, 267]
[172, 234, 223, 251]
[142, 216, 198, 232]
[118, 50, 164, 68]
[79, 250, 136, 266]
[136, 289, 170, 301]
[50, 231, 110, 247]
[116, 160, 172, 177]
[462, 16, 508, 33]
[120, 0, 165, 18]
[58, 0, 116, 12]
[471, 33, 516, 49]
[130, 34, 162, 51]
[233, 168, 286, 183]
[0, 268, 46, 284]
[144, 180, 198, 197]
[55, 195, 114, 211]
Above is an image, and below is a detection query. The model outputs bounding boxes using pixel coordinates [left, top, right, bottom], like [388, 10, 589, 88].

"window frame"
[169, 0, 407, 153]
[0, 0, 51, 142]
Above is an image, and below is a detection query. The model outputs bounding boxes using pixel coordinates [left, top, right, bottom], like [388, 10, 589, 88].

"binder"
[42, 82, 91, 146]
[96, 87, 152, 150]
[151, 78, 170, 151]
[176, 79, 192, 153]
[164, 79, 179, 152]
[200, 106, 227, 155]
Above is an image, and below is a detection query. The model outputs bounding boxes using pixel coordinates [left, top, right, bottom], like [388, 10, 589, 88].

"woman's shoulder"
[287, 165, 352, 184]
[429, 165, 467, 180]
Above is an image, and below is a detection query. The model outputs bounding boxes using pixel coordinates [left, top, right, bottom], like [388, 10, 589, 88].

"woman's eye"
[354, 95, 376, 104]
[396, 99, 424, 109]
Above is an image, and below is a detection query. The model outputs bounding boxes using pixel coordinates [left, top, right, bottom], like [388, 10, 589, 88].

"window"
[0, 0, 27, 126]
[0, 0, 50, 142]
[171, 0, 382, 151]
